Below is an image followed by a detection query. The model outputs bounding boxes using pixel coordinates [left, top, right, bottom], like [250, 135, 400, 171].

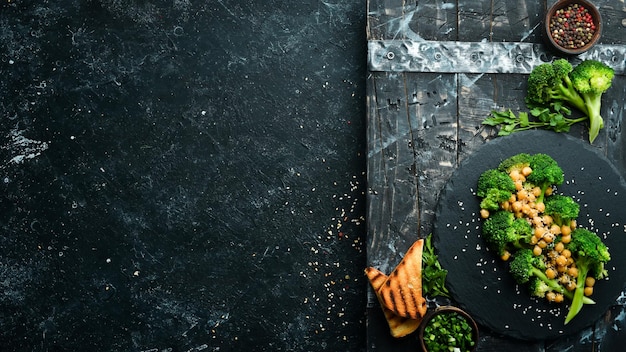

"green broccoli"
[525, 59, 587, 115]
[477, 169, 516, 210]
[543, 194, 580, 227]
[482, 211, 533, 256]
[508, 249, 594, 305]
[497, 153, 532, 174]
[528, 277, 551, 299]
[526, 154, 564, 203]
[569, 60, 615, 143]
[564, 228, 611, 324]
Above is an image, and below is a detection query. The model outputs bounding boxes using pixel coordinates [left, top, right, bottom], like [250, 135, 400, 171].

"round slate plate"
[433, 130, 626, 341]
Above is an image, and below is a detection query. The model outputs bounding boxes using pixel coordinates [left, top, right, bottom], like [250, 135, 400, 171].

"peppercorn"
[549, 4, 596, 49]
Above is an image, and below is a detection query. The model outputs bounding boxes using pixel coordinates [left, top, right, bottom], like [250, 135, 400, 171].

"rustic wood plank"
[366, 71, 420, 273]
[491, 0, 545, 42]
[405, 72, 458, 236]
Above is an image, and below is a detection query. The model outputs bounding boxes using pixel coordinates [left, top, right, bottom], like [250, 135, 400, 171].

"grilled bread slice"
[378, 239, 427, 319]
[365, 267, 421, 338]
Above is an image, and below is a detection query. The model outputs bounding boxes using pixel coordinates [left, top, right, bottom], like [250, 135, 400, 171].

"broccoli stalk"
[564, 228, 611, 324]
[569, 60, 615, 143]
[509, 249, 594, 305]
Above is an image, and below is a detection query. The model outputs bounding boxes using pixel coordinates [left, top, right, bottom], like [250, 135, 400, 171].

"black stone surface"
[0, 1, 367, 351]
[434, 130, 626, 341]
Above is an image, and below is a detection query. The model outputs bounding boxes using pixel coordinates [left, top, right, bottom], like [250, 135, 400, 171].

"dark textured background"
[0, 1, 367, 351]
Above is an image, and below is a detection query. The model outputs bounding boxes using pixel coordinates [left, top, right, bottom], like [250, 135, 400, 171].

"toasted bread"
[365, 267, 421, 337]
[377, 239, 427, 319]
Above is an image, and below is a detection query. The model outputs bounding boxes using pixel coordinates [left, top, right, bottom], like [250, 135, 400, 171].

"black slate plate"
[433, 130, 626, 341]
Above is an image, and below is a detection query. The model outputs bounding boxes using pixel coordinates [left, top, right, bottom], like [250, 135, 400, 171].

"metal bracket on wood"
[368, 40, 626, 75]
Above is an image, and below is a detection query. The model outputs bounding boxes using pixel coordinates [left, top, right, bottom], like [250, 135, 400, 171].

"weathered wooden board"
[366, 0, 626, 351]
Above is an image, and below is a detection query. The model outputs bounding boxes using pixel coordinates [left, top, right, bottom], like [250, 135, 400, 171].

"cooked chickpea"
[545, 187, 553, 196]
[566, 281, 577, 291]
[549, 224, 561, 235]
[561, 234, 571, 244]
[554, 242, 564, 253]
[585, 277, 596, 287]
[561, 249, 571, 258]
[545, 268, 557, 279]
[532, 187, 542, 197]
[567, 267, 578, 277]
[560, 225, 571, 236]
[584, 287, 594, 296]
[546, 291, 556, 302]
[542, 215, 553, 225]
[501, 251, 511, 261]
[554, 293, 564, 303]
[533, 245, 542, 256]
[535, 202, 545, 213]
[480, 208, 490, 219]
[522, 166, 533, 177]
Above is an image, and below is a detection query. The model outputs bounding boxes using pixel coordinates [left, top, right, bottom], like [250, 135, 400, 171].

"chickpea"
[512, 201, 523, 212]
[560, 225, 571, 236]
[542, 215, 553, 225]
[535, 202, 545, 213]
[584, 287, 594, 296]
[545, 187, 554, 197]
[522, 166, 533, 177]
[566, 281, 577, 291]
[532, 187, 542, 197]
[546, 291, 556, 302]
[543, 232, 555, 243]
[554, 293, 564, 303]
[570, 219, 577, 230]
[534, 227, 545, 238]
[567, 267, 578, 277]
[549, 224, 561, 235]
[554, 242, 564, 253]
[501, 251, 511, 261]
[545, 268, 557, 279]
[585, 277, 596, 287]
[561, 234, 571, 244]
[555, 255, 567, 267]
[533, 245, 542, 256]
[480, 208, 490, 219]
[561, 249, 571, 258]
[517, 190, 528, 201]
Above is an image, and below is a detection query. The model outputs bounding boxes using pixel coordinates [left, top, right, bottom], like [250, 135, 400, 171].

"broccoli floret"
[525, 59, 587, 116]
[477, 169, 516, 197]
[564, 228, 611, 324]
[528, 277, 551, 299]
[482, 211, 533, 256]
[477, 169, 516, 211]
[480, 188, 513, 211]
[544, 195, 580, 227]
[526, 154, 564, 203]
[509, 249, 594, 306]
[497, 153, 532, 174]
[509, 249, 555, 287]
[569, 60, 615, 143]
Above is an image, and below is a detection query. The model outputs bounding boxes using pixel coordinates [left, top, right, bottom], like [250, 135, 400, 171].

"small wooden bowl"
[418, 306, 479, 352]
[544, 0, 602, 55]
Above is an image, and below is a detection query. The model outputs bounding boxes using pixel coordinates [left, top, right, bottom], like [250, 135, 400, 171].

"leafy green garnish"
[422, 233, 450, 298]
[483, 106, 587, 136]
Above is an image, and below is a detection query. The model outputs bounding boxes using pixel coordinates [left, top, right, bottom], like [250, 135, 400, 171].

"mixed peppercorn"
[549, 4, 597, 50]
